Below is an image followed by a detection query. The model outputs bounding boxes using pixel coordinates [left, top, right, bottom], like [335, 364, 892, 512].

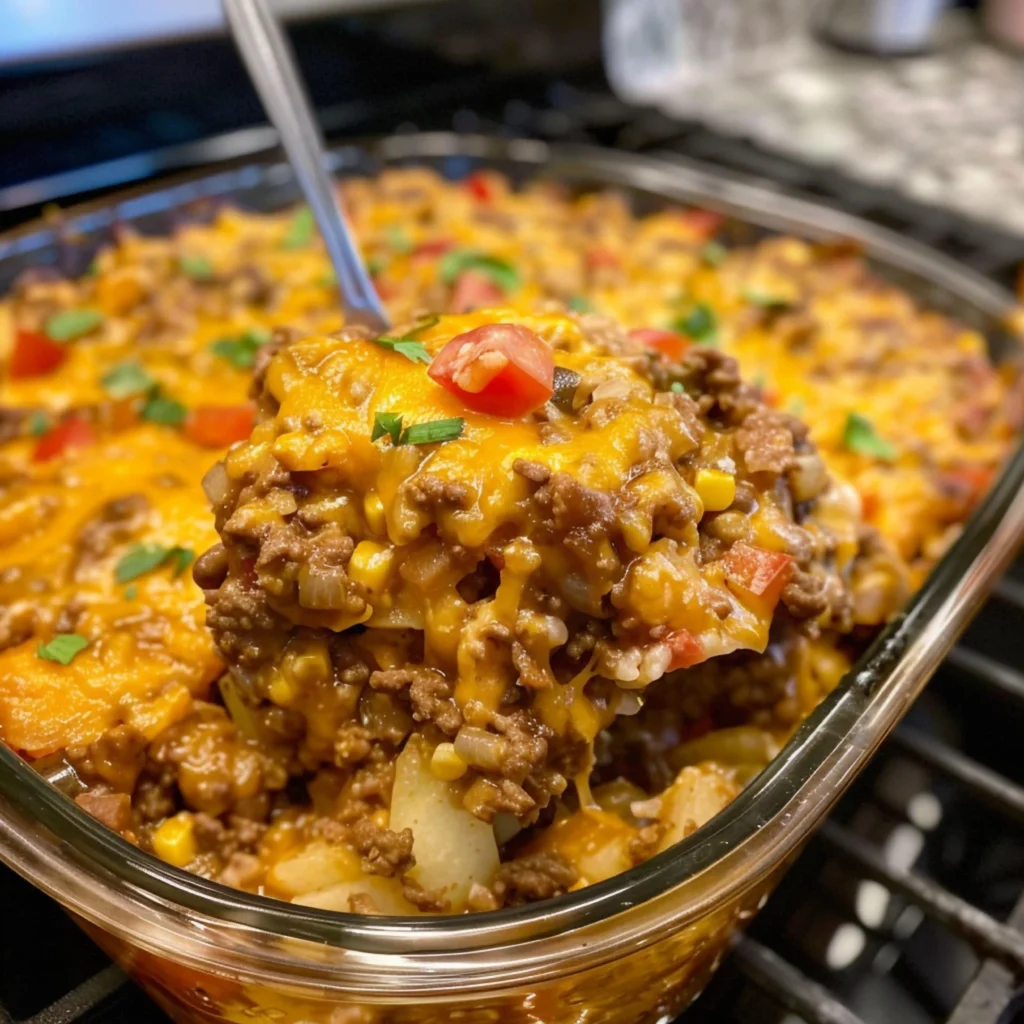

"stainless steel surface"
[222, 0, 389, 331]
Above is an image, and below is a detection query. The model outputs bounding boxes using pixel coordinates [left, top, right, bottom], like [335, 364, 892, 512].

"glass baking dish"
[1, 133, 1023, 1024]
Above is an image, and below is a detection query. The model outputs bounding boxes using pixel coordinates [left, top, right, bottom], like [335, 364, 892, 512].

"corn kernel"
[268, 670, 298, 707]
[363, 492, 387, 536]
[152, 812, 197, 868]
[695, 469, 736, 513]
[430, 742, 468, 781]
[348, 540, 395, 595]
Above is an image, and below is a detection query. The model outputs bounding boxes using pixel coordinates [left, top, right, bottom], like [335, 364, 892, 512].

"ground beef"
[533, 472, 618, 539]
[203, 575, 286, 669]
[68, 723, 148, 793]
[493, 852, 577, 905]
[403, 474, 471, 510]
[734, 410, 797, 476]
[146, 704, 287, 818]
[72, 493, 150, 577]
[781, 569, 830, 620]
[349, 819, 414, 877]
[333, 722, 373, 767]
[75, 791, 133, 831]
[512, 458, 551, 484]
[401, 879, 451, 913]
[369, 667, 463, 737]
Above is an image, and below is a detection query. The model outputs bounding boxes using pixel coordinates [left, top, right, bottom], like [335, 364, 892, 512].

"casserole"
[0, 133, 1022, 1024]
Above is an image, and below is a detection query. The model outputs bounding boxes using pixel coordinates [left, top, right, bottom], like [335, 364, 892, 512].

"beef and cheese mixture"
[0, 168, 1016, 915]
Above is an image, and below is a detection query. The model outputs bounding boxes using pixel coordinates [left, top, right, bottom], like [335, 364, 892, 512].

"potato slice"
[389, 735, 499, 911]
[266, 841, 362, 899]
[295, 877, 417, 916]
[655, 765, 739, 852]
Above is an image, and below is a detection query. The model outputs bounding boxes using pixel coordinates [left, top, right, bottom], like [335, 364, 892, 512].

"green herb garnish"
[37, 633, 89, 665]
[673, 303, 717, 345]
[372, 316, 439, 365]
[210, 327, 272, 370]
[438, 250, 520, 293]
[371, 413, 464, 447]
[701, 241, 727, 266]
[401, 418, 465, 446]
[28, 411, 50, 437]
[371, 412, 404, 445]
[179, 254, 214, 280]
[745, 289, 792, 310]
[385, 225, 413, 253]
[45, 309, 103, 342]
[115, 543, 195, 584]
[282, 207, 315, 249]
[366, 257, 387, 277]
[101, 361, 156, 400]
[141, 393, 187, 426]
[568, 295, 595, 313]
[842, 412, 896, 462]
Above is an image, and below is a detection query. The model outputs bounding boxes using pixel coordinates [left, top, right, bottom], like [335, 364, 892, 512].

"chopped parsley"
[673, 303, 717, 345]
[568, 295, 595, 313]
[372, 316, 438, 365]
[27, 411, 50, 437]
[115, 543, 195, 584]
[282, 207, 315, 249]
[37, 633, 89, 665]
[372, 412, 464, 447]
[179, 254, 214, 280]
[45, 309, 103, 342]
[141, 392, 187, 426]
[744, 289, 793, 310]
[842, 412, 896, 461]
[701, 241, 727, 266]
[101, 361, 156, 399]
[385, 225, 413, 253]
[438, 250, 520, 293]
[210, 327, 272, 370]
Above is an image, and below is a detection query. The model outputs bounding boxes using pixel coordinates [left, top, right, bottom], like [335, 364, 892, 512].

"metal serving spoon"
[222, 0, 390, 332]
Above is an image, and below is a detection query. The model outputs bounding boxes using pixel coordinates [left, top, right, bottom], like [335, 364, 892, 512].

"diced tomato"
[449, 270, 505, 314]
[184, 405, 254, 448]
[665, 628, 707, 671]
[465, 172, 496, 202]
[33, 416, 96, 462]
[585, 247, 621, 271]
[629, 327, 690, 362]
[722, 543, 794, 610]
[9, 329, 67, 379]
[676, 208, 724, 239]
[937, 465, 995, 509]
[428, 323, 554, 418]
[861, 491, 880, 522]
[412, 238, 454, 260]
[761, 387, 781, 408]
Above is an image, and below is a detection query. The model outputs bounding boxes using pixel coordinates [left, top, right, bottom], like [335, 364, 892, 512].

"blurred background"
[3, 0, 1024, 235]
[2, 3, 1024, 1024]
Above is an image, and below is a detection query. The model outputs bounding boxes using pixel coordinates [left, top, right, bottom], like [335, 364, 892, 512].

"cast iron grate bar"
[730, 938, 869, 1024]
[23, 966, 126, 1024]
[947, 893, 1024, 1024]
[889, 727, 1024, 824]
[945, 645, 1024, 704]
[816, 821, 1024, 974]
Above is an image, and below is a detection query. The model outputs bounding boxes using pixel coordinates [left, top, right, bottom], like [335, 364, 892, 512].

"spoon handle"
[223, 0, 390, 332]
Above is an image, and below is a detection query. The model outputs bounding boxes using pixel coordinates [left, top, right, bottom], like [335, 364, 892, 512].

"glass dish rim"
[1, 131, 1022, 965]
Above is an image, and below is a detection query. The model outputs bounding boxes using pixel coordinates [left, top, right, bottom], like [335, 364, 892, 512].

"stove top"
[0, 11, 1022, 1022]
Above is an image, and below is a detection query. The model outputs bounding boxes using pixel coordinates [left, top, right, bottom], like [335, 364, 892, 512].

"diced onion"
[297, 563, 350, 610]
[454, 726, 508, 772]
[201, 462, 230, 505]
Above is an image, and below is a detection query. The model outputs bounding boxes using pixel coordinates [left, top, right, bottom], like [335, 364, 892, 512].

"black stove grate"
[1, 80, 1023, 1024]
